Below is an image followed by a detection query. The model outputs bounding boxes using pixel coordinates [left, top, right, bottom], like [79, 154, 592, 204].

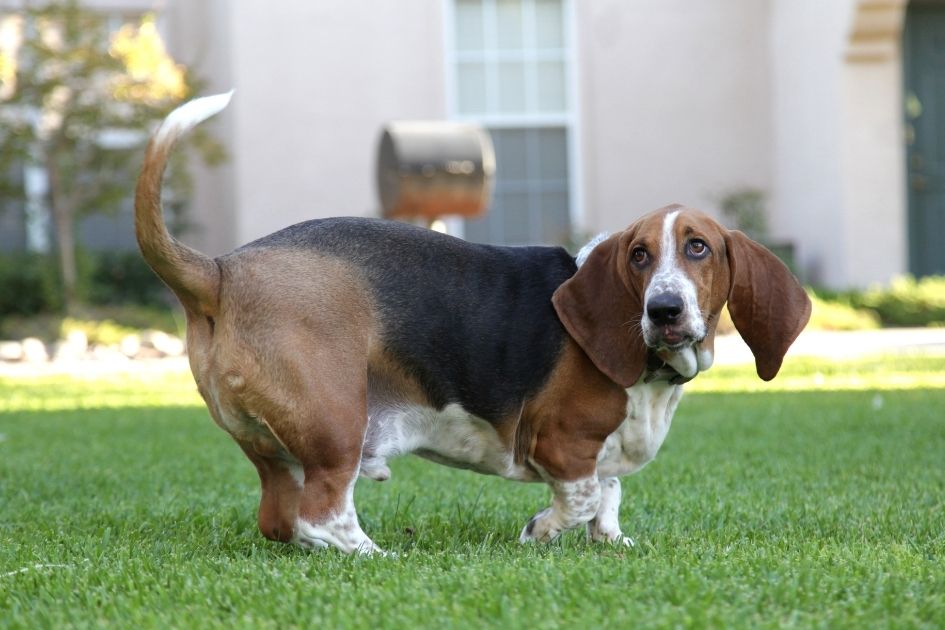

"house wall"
[839, 0, 907, 288]
[768, 0, 908, 288]
[1, 0, 913, 288]
[768, 0, 853, 286]
[170, 0, 448, 253]
[575, 0, 774, 233]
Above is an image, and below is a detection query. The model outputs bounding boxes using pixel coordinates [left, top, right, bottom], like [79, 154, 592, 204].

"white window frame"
[442, 0, 584, 242]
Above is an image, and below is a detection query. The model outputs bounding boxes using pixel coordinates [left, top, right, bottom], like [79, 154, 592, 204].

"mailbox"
[376, 121, 495, 220]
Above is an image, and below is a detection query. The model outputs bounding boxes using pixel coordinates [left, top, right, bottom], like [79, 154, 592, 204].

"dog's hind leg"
[261, 368, 382, 555]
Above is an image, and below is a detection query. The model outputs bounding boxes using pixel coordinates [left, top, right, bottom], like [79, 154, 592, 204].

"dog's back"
[225, 217, 577, 421]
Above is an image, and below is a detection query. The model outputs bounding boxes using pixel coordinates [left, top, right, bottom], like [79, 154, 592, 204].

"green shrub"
[87, 250, 169, 307]
[0, 253, 62, 316]
[0, 305, 181, 343]
[60, 317, 137, 346]
[0, 250, 168, 318]
[807, 293, 880, 330]
[855, 275, 945, 327]
[716, 289, 880, 334]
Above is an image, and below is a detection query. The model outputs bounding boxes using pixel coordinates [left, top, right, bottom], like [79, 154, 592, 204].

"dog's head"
[553, 204, 812, 387]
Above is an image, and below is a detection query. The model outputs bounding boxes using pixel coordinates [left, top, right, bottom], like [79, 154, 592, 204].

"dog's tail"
[134, 91, 233, 317]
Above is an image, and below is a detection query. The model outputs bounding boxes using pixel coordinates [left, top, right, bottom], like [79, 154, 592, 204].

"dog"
[135, 93, 811, 554]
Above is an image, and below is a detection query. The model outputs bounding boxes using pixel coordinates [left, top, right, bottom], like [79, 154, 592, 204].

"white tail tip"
[155, 90, 234, 145]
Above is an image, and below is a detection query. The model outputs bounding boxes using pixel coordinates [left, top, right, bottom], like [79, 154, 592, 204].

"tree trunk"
[47, 156, 79, 315]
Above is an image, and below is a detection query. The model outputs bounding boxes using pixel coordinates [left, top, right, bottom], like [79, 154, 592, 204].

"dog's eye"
[687, 239, 710, 259]
[631, 247, 649, 266]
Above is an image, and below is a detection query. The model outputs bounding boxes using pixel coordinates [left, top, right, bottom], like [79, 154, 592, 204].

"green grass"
[1, 355, 944, 628]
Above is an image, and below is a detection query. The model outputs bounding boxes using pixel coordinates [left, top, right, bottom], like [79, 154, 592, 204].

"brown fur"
[553, 204, 810, 388]
[520, 339, 628, 480]
[137, 108, 809, 545]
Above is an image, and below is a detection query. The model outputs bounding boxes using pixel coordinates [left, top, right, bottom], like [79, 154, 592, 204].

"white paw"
[588, 528, 634, 548]
[519, 508, 558, 544]
[355, 541, 389, 556]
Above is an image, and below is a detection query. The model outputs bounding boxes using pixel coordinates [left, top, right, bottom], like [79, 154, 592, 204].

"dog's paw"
[518, 508, 561, 544]
[359, 459, 391, 481]
[356, 541, 392, 557]
[588, 526, 634, 548]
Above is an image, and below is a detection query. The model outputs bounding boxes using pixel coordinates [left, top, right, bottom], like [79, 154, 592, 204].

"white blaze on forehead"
[659, 210, 681, 269]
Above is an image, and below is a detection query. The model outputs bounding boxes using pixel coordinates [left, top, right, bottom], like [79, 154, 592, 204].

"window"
[448, 0, 576, 245]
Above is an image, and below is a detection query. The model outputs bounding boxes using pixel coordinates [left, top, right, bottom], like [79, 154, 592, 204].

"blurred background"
[0, 0, 943, 360]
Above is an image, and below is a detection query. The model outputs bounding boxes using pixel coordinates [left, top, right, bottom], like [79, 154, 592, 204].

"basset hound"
[135, 93, 812, 554]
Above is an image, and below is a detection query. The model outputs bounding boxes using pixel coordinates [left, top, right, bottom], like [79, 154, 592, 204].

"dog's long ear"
[725, 230, 811, 381]
[552, 233, 647, 388]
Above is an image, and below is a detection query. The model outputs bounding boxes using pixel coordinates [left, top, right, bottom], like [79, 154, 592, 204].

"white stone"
[0, 341, 23, 361]
[53, 332, 89, 362]
[141, 330, 185, 357]
[21, 338, 48, 363]
[65, 329, 88, 353]
[120, 334, 141, 358]
[91, 345, 130, 363]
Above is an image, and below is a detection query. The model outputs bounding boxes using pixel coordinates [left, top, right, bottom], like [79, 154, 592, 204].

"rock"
[0, 341, 23, 362]
[65, 329, 88, 353]
[120, 334, 141, 358]
[53, 330, 90, 362]
[21, 337, 49, 363]
[140, 330, 185, 357]
[90, 345, 130, 363]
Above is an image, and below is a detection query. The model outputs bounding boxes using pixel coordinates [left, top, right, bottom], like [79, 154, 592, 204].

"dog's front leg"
[519, 474, 601, 544]
[586, 477, 633, 547]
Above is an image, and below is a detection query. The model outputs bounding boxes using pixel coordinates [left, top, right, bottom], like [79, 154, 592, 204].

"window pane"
[499, 191, 532, 244]
[536, 128, 568, 180]
[498, 61, 526, 113]
[455, 0, 484, 51]
[469, 125, 570, 245]
[539, 190, 570, 243]
[536, 60, 566, 112]
[535, 0, 564, 49]
[493, 129, 528, 181]
[464, 214, 492, 244]
[496, 0, 524, 50]
[457, 61, 487, 113]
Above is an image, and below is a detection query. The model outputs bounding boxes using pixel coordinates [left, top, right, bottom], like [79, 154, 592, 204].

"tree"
[0, 1, 224, 313]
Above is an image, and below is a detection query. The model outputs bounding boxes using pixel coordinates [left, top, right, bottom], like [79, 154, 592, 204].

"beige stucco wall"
[110, 0, 912, 287]
[768, 0, 907, 287]
[166, 0, 447, 255]
[839, 0, 908, 288]
[575, 0, 774, 233]
[768, 0, 852, 286]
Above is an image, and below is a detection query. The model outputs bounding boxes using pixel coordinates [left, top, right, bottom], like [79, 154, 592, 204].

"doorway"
[904, 2, 945, 276]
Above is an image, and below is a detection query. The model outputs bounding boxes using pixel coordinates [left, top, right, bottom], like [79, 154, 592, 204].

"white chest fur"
[360, 402, 535, 482]
[597, 381, 683, 479]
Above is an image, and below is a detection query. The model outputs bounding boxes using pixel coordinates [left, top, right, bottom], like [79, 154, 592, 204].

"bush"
[807, 293, 880, 330]
[855, 275, 945, 327]
[0, 304, 181, 343]
[0, 249, 169, 318]
[86, 250, 170, 307]
[60, 317, 138, 346]
[715, 289, 880, 334]
[0, 253, 62, 316]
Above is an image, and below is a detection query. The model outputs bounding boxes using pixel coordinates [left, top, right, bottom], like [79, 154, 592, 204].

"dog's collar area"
[642, 351, 693, 385]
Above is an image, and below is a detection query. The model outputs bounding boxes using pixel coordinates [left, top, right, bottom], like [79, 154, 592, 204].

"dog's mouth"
[649, 325, 700, 351]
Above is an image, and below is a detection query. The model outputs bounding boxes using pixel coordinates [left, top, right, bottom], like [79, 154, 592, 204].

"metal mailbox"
[376, 121, 495, 220]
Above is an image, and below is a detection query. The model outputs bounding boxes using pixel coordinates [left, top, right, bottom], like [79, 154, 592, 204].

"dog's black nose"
[647, 293, 684, 325]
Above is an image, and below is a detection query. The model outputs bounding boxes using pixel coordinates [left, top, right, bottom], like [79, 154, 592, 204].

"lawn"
[1, 355, 943, 628]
